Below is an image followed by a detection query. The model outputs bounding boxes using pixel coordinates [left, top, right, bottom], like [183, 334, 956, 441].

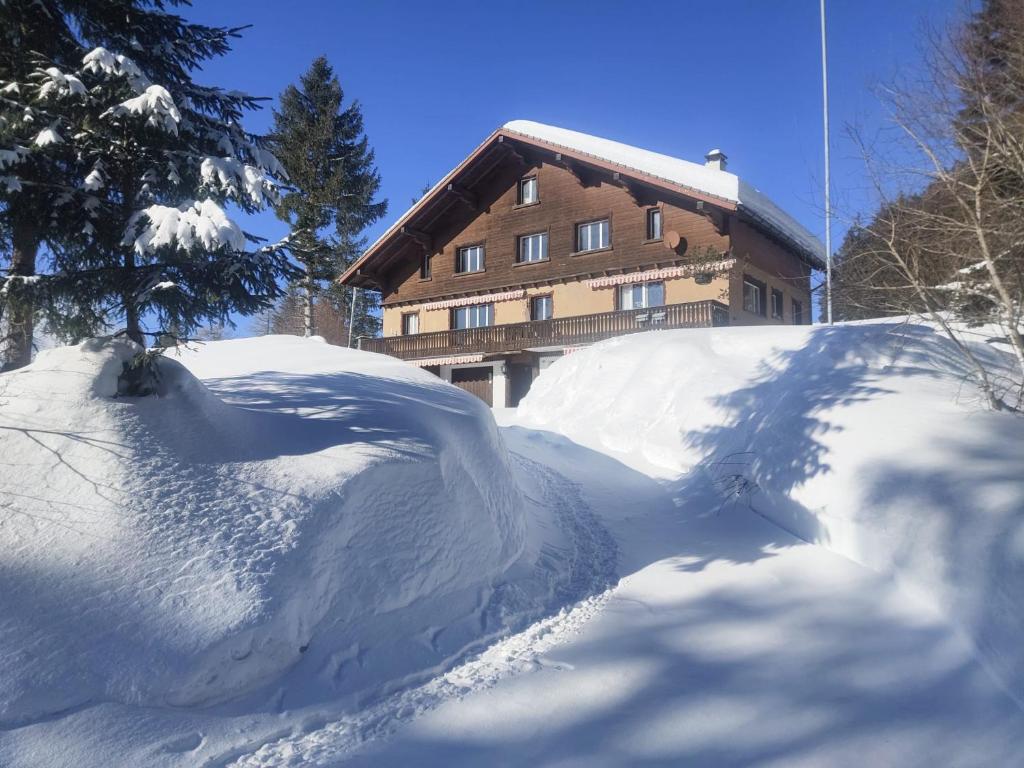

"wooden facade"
[341, 124, 823, 406]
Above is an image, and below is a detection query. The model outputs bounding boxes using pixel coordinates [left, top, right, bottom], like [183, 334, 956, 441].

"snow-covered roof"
[502, 120, 825, 267]
[342, 120, 825, 287]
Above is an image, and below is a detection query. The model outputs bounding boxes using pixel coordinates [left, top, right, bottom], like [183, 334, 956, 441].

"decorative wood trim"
[382, 254, 711, 308]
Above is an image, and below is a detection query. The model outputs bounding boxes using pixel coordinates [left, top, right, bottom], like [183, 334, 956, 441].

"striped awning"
[413, 353, 486, 367]
[584, 259, 735, 289]
[421, 289, 525, 311]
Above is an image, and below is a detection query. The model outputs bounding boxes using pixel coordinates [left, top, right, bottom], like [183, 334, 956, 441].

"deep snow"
[290, 319, 1024, 767]
[2, 320, 1023, 767]
[0, 336, 612, 766]
[517, 319, 1024, 707]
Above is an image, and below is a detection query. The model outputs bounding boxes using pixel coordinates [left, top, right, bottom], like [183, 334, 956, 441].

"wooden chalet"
[339, 121, 825, 406]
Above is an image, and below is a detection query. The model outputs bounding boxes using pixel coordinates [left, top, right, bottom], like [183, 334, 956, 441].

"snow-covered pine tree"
[270, 56, 386, 341]
[0, 1, 87, 368]
[0, 0, 299, 373]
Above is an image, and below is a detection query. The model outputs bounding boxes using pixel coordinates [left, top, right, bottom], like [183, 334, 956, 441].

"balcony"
[360, 299, 730, 361]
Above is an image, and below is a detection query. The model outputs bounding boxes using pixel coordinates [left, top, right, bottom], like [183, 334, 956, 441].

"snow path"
[218, 451, 618, 767]
[333, 421, 1024, 767]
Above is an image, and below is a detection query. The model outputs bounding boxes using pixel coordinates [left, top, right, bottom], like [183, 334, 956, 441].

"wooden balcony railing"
[359, 299, 730, 361]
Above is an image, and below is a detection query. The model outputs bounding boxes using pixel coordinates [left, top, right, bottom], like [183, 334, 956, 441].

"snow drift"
[519, 319, 1024, 704]
[0, 336, 534, 727]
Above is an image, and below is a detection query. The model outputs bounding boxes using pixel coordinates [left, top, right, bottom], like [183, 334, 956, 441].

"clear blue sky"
[185, 0, 966, 324]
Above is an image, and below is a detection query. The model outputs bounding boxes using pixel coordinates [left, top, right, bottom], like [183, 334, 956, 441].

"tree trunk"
[5, 218, 39, 370]
[123, 248, 143, 345]
[348, 286, 359, 348]
[303, 277, 314, 337]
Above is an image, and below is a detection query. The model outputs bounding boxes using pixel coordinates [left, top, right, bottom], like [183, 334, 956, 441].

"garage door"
[451, 366, 493, 406]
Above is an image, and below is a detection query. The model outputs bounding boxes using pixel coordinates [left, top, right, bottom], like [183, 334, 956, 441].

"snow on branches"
[34, 67, 87, 100]
[200, 156, 276, 206]
[81, 47, 150, 92]
[126, 200, 246, 255]
[0, 6, 296, 351]
[104, 85, 181, 134]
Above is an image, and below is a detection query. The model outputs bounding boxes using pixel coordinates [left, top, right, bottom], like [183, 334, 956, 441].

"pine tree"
[0, 1, 86, 368]
[270, 56, 386, 339]
[0, 1, 299, 372]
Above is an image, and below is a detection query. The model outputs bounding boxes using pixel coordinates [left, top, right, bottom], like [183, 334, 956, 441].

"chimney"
[704, 148, 727, 171]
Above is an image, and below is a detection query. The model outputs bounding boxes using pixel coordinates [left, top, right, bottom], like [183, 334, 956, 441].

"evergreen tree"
[0, 1, 85, 368]
[0, 0, 298, 372]
[270, 56, 386, 339]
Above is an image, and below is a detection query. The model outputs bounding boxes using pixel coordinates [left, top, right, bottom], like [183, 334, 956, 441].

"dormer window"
[517, 176, 538, 205]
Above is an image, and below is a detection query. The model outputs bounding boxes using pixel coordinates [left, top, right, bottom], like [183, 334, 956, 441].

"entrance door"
[451, 366, 493, 406]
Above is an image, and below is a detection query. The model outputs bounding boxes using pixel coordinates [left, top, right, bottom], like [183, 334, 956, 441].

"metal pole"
[820, 0, 834, 325]
[347, 286, 359, 348]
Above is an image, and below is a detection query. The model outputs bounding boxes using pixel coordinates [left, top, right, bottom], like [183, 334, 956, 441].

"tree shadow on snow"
[354, 321, 1024, 766]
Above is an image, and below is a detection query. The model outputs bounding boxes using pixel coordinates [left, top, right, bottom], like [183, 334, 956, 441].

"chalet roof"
[340, 121, 825, 288]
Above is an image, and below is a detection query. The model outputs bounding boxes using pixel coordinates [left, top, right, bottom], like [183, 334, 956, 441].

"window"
[576, 218, 610, 252]
[401, 312, 419, 335]
[456, 244, 484, 273]
[618, 281, 665, 310]
[646, 208, 662, 240]
[771, 288, 784, 319]
[530, 295, 553, 321]
[792, 299, 804, 325]
[518, 176, 538, 205]
[742, 276, 766, 316]
[452, 303, 493, 329]
[419, 252, 431, 279]
[517, 232, 548, 263]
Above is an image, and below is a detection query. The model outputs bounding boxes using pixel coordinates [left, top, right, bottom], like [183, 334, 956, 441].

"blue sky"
[186, 0, 965, 321]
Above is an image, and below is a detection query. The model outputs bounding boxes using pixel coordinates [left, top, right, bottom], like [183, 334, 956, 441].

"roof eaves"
[339, 128, 504, 285]
[737, 202, 827, 270]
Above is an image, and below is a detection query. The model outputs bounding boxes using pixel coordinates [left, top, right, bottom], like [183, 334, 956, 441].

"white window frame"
[456, 244, 485, 274]
[518, 176, 538, 205]
[518, 232, 548, 263]
[743, 277, 765, 316]
[646, 208, 662, 240]
[452, 303, 493, 329]
[530, 294, 553, 321]
[401, 312, 419, 335]
[771, 289, 784, 319]
[618, 281, 665, 310]
[576, 218, 610, 253]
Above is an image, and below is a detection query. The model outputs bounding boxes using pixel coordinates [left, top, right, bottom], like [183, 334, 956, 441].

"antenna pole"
[820, 0, 834, 325]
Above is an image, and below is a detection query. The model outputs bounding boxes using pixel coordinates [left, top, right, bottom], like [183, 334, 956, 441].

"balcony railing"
[359, 299, 730, 361]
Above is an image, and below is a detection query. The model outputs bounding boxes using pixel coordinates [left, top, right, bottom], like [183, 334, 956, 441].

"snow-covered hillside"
[0, 336, 611, 766]
[519, 319, 1024, 705]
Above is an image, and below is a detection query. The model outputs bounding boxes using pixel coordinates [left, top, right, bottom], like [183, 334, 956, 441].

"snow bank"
[519, 320, 1024, 703]
[0, 336, 530, 727]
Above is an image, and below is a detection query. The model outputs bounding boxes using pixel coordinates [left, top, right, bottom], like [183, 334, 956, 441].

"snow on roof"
[502, 120, 825, 267]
